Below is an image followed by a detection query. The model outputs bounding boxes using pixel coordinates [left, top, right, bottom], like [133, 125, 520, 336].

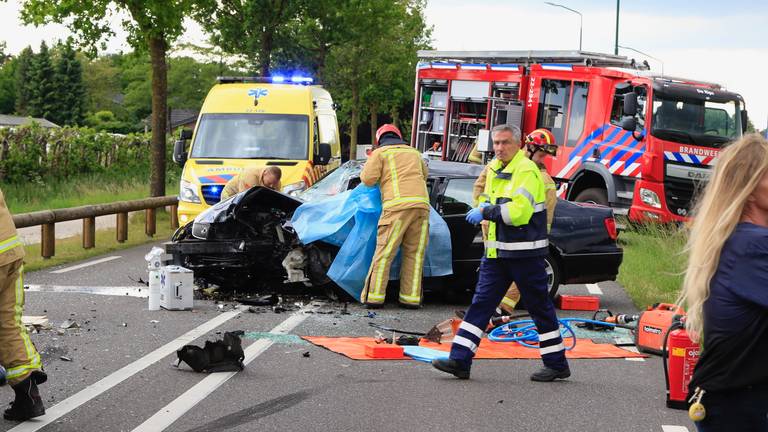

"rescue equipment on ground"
[556, 294, 600, 311]
[636, 303, 685, 354]
[176, 331, 245, 373]
[144, 247, 165, 311]
[661, 316, 701, 411]
[488, 316, 637, 350]
[159, 265, 195, 310]
[291, 184, 452, 301]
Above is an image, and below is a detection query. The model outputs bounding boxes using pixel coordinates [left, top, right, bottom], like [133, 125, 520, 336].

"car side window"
[441, 178, 476, 215]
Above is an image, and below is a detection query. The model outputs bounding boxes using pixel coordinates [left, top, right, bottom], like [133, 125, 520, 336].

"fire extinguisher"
[662, 317, 701, 409]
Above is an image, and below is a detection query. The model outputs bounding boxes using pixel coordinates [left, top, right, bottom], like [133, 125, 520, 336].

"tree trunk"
[391, 109, 400, 128]
[349, 86, 359, 161]
[148, 36, 168, 198]
[260, 28, 273, 77]
[369, 104, 378, 145]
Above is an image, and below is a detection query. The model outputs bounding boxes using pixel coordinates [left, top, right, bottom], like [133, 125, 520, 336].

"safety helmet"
[375, 124, 403, 145]
[525, 128, 558, 156]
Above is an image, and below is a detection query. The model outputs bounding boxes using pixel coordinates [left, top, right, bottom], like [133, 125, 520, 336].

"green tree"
[27, 41, 56, 121]
[85, 109, 130, 132]
[14, 46, 35, 116]
[198, 0, 302, 76]
[19, 0, 210, 197]
[0, 57, 16, 114]
[167, 56, 220, 110]
[82, 54, 124, 116]
[52, 41, 86, 125]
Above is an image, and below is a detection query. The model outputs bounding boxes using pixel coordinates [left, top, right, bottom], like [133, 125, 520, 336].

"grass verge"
[617, 224, 688, 308]
[5, 172, 178, 214]
[22, 211, 176, 273]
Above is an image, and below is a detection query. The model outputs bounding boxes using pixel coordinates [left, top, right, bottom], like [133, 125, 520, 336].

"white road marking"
[623, 346, 646, 362]
[662, 426, 690, 432]
[132, 306, 315, 432]
[9, 307, 245, 432]
[25, 284, 147, 298]
[50, 256, 122, 274]
[586, 283, 603, 295]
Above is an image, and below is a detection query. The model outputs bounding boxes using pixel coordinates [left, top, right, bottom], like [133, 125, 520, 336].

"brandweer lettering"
[679, 146, 718, 158]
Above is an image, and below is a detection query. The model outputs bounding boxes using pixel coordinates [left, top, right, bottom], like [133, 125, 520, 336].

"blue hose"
[487, 318, 619, 350]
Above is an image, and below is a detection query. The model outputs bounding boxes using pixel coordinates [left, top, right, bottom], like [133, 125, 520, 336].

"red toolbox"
[365, 344, 405, 359]
[556, 295, 600, 311]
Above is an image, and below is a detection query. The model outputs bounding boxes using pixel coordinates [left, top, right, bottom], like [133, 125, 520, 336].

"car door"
[436, 177, 484, 277]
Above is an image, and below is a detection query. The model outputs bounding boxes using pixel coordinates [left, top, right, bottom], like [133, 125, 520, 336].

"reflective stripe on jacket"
[478, 151, 548, 258]
[360, 144, 429, 212]
[0, 187, 24, 267]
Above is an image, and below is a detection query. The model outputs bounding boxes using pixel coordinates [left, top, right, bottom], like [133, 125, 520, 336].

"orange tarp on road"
[302, 336, 646, 361]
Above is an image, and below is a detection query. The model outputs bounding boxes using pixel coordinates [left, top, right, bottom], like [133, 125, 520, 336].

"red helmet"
[525, 128, 558, 155]
[375, 124, 403, 145]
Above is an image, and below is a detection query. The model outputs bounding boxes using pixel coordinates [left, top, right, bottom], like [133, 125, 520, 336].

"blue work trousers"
[449, 257, 568, 371]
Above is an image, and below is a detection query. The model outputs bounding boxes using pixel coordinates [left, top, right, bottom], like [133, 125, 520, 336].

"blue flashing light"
[271, 75, 285, 83]
[291, 76, 313, 84]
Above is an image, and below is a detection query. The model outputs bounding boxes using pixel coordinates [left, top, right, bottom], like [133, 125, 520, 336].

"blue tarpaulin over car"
[291, 184, 453, 301]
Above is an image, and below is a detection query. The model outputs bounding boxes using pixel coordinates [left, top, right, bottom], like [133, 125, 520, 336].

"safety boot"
[530, 366, 570, 382]
[4, 371, 47, 422]
[431, 358, 470, 379]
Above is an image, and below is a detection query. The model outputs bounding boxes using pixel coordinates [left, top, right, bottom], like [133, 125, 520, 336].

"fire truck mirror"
[620, 116, 637, 133]
[741, 110, 749, 134]
[623, 92, 638, 117]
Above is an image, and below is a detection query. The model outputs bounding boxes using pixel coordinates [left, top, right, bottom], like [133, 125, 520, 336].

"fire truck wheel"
[574, 187, 609, 206]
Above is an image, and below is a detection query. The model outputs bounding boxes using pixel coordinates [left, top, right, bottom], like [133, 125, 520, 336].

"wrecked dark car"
[167, 160, 623, 298]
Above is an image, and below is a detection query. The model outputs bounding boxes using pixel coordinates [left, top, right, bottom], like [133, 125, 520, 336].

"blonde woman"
[679, 134, 768, 431]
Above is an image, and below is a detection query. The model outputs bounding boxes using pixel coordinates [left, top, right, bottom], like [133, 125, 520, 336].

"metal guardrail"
[12, 196, 180, 259]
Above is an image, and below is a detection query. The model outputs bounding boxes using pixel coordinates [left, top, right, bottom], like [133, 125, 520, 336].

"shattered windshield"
[299, 162, 363, 202]
[190, 113, 309, 160]
[651, 92, 741, 148]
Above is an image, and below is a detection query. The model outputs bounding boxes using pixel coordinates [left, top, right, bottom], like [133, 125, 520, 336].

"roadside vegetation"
[22, 211, 175, 273]
[618, 224, 687, 308]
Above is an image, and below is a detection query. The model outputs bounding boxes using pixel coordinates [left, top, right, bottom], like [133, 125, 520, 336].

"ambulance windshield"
[191, 113, 309, 160]
[651, 91, 743, 148]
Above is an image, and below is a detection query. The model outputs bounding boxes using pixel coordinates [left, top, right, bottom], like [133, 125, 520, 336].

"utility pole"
[614, 0, 620, 55]
[545, 2, 583, 51]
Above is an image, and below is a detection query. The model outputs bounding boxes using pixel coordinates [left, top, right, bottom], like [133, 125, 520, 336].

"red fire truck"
[410, 50, 747, 222]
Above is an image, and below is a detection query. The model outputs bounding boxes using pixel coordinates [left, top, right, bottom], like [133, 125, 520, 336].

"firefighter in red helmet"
[360, 124, 430, 308]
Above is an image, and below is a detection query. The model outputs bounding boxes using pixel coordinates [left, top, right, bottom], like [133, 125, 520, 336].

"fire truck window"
[536, 80, 571, 146]
[610, 85, 632, 125]
[566, 82, 589, 147]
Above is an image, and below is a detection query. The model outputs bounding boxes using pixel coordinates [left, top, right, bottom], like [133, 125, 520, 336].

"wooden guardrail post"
[41, 223, 55, 259]
[145, 208, 156, 237]
[116, 212, 128, 243]
[170, 205, 179, 229]
[83, 217, 96, 249]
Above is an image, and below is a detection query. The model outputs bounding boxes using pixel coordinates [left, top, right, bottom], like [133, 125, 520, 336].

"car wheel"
[574, 187, 609, 206]
[544, 255, 561, 299]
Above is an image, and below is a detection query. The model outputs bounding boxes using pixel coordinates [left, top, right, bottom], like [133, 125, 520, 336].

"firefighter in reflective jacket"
[360, 124, 430, 308]
[472, 128, 559, 314]
[219, 166, 282, 201]
[0, 187, 47, 421]
[432, 125, 570, 381]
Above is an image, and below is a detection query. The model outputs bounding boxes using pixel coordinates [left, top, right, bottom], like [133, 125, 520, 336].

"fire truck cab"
[412, 50, 747, 222]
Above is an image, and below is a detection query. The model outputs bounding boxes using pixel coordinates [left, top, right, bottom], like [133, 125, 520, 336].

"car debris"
[22, 316, 51, 333]
[175, 331, 245, 373]
[59, 320, 80, 330]
[60, 356, 72, 362]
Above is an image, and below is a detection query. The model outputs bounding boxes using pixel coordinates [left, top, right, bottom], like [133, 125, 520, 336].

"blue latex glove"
[466, 206, 485, 225]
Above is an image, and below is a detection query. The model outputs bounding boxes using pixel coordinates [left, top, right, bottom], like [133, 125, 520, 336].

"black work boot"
[4, 371, 47, 421]
[530, 366, 571, 382]
[431, 358, 471, 379]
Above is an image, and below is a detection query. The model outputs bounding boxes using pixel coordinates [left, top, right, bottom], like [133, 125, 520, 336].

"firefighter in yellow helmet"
[360, 124, 430, 308]
[0, 187, 47, 421]
[472, 128, 559, 314]
[219, 166, 283, 201]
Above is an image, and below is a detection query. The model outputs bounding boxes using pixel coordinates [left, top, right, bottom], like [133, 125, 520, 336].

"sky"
[0, 0, 766, 129]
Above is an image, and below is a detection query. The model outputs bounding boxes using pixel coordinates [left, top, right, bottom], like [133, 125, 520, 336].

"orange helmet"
[375, 124, 404, 145]
[525, 128, 558, 156]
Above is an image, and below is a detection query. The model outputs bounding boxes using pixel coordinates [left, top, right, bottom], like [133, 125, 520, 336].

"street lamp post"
[544, 2, 582, 51]
[615, 0, 620, 55]
[618, 45, 664, 76]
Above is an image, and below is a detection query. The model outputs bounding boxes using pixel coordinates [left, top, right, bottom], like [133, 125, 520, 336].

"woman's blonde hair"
[679, 134, 768, 341]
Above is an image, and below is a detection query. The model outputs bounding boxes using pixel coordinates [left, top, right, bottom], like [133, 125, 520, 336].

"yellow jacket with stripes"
[477, 151, 549, 259]
[360, 144, 430, 214]
[0, 188, 24, 267]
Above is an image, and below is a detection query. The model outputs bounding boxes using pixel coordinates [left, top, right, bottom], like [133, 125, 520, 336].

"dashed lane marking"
[623, 346, 645, 362]
[8, 307, 245, 432]
[50, 255, 122, 273]
[25, 284, 147, 298]
[661, 426, 690, 432]
[586, 283, 603, 295]
[131, 305, 316, 432]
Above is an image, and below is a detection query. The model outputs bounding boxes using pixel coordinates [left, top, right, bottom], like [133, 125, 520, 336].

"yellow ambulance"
[173, 76, 341, 225]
